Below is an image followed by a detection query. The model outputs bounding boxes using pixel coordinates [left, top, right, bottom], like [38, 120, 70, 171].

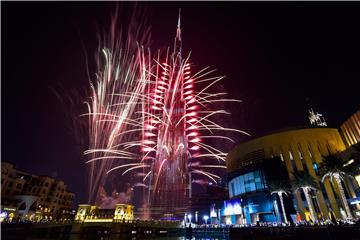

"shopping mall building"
[218, 109, 360, 225]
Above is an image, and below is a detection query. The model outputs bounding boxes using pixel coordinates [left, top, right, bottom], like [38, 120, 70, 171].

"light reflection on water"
[82, 236, 229, 240]
[129, 237, 228, 240]
[78, 238, 228, 240]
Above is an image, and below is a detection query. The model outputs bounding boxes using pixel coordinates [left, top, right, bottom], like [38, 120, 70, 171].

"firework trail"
[104, 10, 249, 215]
[82, 8, 248, 211]
[83, 7, 151, 204]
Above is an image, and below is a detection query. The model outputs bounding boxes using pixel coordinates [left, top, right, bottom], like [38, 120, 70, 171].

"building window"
[308, 144, 314, 160]
[8, 181, 14, 187]
[16, 183, 22, 189]
[228, 170, 266, 198]
[230, 182, 235, 196]
[308, 143, 320, 175]
[313, 163, 319, 176]
[45, 182, 49, 187]
[279, 152, 284, 162]
[297, 143, 308, 171]
[289, 148, 296, 171]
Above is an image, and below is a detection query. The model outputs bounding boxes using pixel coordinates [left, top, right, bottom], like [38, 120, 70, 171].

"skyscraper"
[143, 10, 192, 219]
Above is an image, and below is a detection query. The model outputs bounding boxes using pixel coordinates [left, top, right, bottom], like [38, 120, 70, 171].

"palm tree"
[319, 154, 355, 219]
[269, 180, 290, 224]
[291, 171, 319, 222]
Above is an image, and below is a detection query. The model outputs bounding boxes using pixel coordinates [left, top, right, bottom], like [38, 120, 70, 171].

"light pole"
[203, 215, 209, 225]
[188, 214, 192, 226]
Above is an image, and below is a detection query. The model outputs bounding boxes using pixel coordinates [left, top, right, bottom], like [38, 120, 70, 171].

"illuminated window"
[289, 148, 296, 171]
[313, 163, 319, 176]
[230, 182, 235, 196]
[308, 143, 320, 175]
[308, 144, 313, 159]
[279, 152, 284, 162]
[228, 170, 265, 197]
[298, 143, 307, 171]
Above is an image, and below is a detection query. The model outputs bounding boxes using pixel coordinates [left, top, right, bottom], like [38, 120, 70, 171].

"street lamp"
[203, 215, 209, 225]
[188, 214, 192, 223]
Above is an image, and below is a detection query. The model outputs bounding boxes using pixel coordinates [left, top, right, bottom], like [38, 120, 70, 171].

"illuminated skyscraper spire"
[174, 8, 182, 57]
[308, 108, 327, 127]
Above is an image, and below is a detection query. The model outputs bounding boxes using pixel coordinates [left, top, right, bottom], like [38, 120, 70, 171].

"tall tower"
[142, 9, 193, 219]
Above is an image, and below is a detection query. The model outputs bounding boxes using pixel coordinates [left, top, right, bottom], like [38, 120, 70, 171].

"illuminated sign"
[349, 197, 360, 205]
[223, 200, 242, 216]
[3, 207, 16, 211]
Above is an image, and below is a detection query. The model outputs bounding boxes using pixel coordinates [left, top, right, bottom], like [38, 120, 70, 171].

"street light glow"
[203, 215, 209, 224]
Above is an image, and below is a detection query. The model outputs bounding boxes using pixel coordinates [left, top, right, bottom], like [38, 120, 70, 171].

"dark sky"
[3, 2, 360, 205]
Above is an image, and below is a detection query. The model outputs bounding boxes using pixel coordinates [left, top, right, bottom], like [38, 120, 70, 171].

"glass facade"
[229, 170, 266, 198]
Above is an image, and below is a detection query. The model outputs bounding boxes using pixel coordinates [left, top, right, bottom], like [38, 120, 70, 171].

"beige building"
[74, 204, 134, 222]
[340, 109, 360, 147]
[227, 127, 359, 220]
[1, 162, 75, 221]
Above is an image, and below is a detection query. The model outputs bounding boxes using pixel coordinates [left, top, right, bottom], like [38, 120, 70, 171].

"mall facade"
[224, 124, 360, 224]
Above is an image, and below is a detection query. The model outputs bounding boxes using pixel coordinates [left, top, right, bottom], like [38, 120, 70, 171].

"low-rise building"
[1, 162, 75, 222]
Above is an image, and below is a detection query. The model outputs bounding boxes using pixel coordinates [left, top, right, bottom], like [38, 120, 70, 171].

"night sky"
[3, 2, 360, 205]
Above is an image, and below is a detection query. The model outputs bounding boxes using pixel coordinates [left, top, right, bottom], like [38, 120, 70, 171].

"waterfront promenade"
[2, 221, 360, 240]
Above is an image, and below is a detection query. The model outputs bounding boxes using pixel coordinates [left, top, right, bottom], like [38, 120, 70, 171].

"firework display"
[83, 10, 247, 216]
[83, 9, 151, 204]
[140, 12, 248, 216]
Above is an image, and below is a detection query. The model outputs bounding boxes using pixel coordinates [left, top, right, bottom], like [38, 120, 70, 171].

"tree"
[349, 143, 360, 176]
[319, 154, 356, 219]
[291, 171, 319, 222]
[269, 180, 290, 224]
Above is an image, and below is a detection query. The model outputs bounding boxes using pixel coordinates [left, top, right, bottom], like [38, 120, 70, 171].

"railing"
[74, 218, 181, 227]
